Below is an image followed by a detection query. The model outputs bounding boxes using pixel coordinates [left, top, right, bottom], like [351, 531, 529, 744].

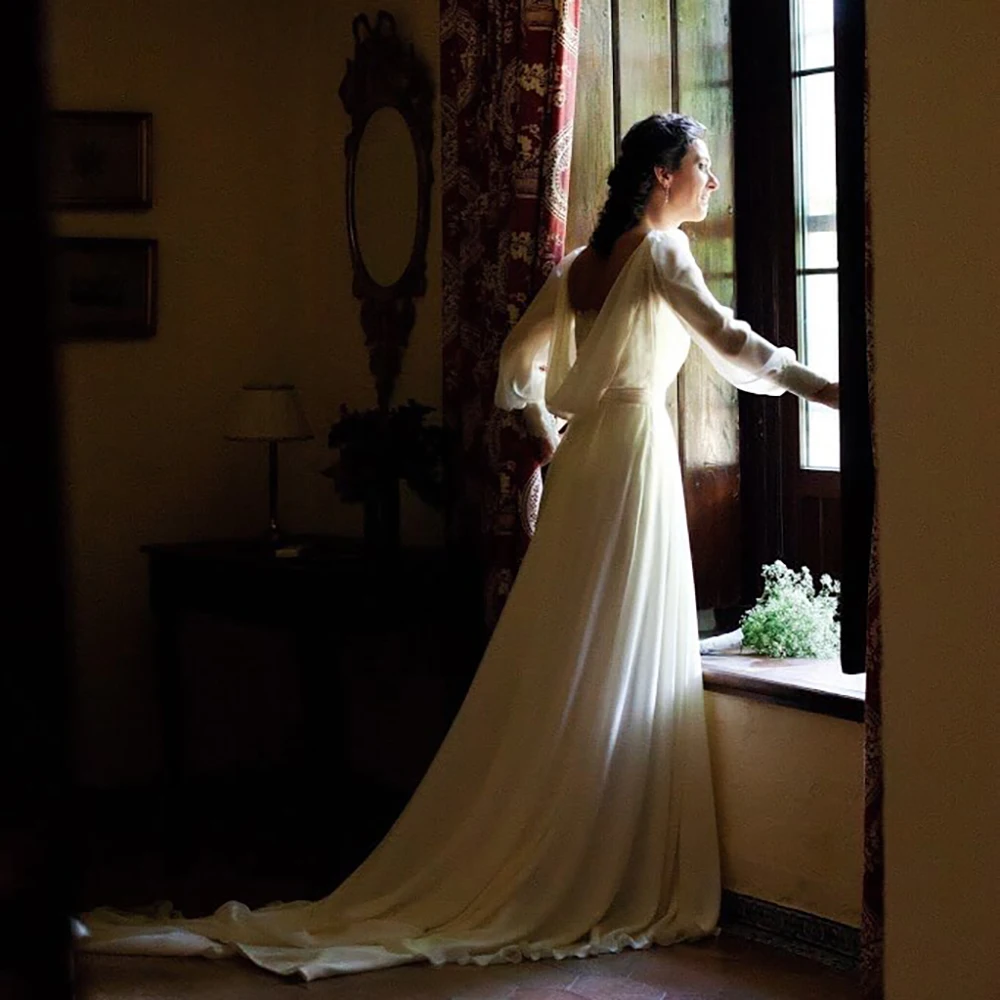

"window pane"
[799, 273, 841, 469]
[801, 273, 839, 372]
[793, 0, 834, 72]
[792, 9, 841, 474]
[796, 70, 838, 269]
[803, 401, 840, 470]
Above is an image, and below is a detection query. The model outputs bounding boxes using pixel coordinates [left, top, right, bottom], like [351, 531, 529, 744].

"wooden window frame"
[731, 0, 868, 670]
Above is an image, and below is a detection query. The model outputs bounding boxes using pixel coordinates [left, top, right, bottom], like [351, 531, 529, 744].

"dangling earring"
[663, 184, 671, 205]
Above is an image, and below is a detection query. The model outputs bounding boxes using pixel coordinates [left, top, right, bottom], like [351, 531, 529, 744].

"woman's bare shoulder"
[566, 248, 600, 313]
[567, 230, 652, 312]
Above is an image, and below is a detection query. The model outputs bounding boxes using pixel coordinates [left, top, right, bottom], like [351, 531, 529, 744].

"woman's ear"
[653, 164, 671, 189]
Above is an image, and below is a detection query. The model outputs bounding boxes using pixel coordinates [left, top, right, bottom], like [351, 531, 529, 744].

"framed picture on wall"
[49, 111, 152, 210]
[52, 238, 157, 340]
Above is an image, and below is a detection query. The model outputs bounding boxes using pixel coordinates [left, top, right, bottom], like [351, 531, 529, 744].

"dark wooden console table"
[142, 535, 479, 887]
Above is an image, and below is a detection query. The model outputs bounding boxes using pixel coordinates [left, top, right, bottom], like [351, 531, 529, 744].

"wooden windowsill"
[701, 654, 865, 722]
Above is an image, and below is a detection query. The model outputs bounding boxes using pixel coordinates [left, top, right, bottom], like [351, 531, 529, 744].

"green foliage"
[740, 560, 841, 658]
[322, 399, 444, 509]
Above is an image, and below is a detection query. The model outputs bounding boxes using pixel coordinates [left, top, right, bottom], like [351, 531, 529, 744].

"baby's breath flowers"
[739, 560, 841, 658]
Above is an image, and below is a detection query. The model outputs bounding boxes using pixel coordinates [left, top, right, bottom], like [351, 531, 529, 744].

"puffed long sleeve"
[649, 229, 831, 399]
[494, 262, 564, 411]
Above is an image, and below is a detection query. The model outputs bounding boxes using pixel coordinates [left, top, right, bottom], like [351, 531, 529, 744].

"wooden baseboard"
[720, 890, 860, 972]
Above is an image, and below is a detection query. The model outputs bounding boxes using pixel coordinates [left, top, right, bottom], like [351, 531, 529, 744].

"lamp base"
[259, 524, 304, 558]
[363, 477, 401, 554]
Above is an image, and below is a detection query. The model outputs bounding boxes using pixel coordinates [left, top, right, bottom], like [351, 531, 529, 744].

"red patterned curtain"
[861, 228, 883, 999]
[441, 0, 580, 628]
[862, 494, 883, 998]
[861, 54, 884, 1000]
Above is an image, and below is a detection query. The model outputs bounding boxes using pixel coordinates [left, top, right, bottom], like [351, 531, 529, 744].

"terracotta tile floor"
[76, 935, 858, 999]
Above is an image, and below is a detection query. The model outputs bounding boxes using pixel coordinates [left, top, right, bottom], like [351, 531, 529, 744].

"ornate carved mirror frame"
[339, 11, 434, 412]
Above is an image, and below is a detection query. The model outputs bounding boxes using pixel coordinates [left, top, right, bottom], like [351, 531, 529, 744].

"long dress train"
[78, 228, 829, 980]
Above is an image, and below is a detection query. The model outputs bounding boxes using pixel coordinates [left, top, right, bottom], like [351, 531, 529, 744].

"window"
[567, 0, 867, 643]
[727, 0, 867, 603]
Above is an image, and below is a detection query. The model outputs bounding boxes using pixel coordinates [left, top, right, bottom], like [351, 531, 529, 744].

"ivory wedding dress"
[78, 228, 827, 980]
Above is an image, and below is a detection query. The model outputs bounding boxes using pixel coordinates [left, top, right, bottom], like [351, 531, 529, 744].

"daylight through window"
[792, 0, 841, 470]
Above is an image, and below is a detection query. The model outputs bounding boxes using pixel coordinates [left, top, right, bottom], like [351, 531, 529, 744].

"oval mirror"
[353, 107, 418, 288]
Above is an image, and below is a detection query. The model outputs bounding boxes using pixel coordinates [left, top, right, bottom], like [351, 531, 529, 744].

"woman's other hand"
[524, 403, 564, 465]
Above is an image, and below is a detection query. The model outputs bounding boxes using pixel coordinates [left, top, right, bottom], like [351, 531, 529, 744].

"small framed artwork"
[52, 238, 157, 340]
[49, 111, 152, 210]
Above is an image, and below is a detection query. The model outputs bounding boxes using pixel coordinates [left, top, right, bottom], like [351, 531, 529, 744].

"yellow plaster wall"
[706, 694, 863, 926]
[48, 0, 441, 787]
[868, 0, 1000, 995]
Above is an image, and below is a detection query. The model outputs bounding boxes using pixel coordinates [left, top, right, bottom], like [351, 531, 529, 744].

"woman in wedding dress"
[78, 113, 838, 980]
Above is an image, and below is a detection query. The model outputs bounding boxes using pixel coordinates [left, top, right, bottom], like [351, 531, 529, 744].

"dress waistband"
[600, 387, 653, 405]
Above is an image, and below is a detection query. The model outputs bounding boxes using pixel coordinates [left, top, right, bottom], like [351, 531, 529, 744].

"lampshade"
[224, 383, 314, 442]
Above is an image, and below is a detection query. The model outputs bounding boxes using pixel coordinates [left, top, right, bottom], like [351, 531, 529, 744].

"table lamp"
[225, 383, 313, 542]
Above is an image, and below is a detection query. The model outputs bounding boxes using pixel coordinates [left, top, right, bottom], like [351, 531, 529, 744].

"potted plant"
[323, 399, 444, 551]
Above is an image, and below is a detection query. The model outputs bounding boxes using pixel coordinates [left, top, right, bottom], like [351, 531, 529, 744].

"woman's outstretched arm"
[650, 228, 838, 406]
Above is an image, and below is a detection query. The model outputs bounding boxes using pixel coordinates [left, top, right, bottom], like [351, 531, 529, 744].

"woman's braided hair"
[589, 113, 707, 258]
